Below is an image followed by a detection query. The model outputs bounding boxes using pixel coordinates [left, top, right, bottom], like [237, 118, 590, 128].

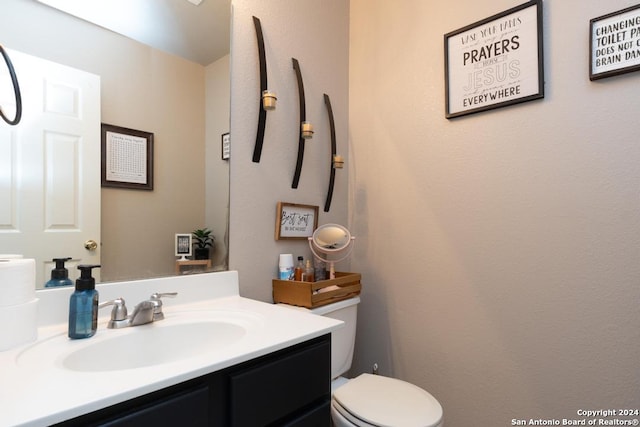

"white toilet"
[282, 296, 443, 427]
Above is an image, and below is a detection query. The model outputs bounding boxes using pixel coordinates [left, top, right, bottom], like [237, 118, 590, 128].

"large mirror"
[0, 0, 231, 287]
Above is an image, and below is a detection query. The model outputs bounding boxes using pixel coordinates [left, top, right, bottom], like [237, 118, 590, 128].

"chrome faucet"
[128, 300, 156, 326]
[99, 292, 178, 329]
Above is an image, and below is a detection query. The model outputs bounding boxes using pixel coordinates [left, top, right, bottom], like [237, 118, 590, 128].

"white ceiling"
[36, 0, 231, 66]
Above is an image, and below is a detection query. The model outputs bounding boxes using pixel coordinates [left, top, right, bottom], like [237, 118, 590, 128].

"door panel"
[0, 49, 101, 286]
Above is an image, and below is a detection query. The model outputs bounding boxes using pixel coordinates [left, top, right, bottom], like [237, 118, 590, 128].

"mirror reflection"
[309, 224, 355, 280]
[312, 224, 352, 251]
[0, 0, 231, 287]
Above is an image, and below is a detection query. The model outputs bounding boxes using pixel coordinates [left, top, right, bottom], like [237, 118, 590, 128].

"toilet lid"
[333, 374, 443, 427]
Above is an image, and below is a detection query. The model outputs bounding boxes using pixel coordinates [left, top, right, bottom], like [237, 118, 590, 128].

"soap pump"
[44, 257, 73, 288]
[68, 264, 101, 339]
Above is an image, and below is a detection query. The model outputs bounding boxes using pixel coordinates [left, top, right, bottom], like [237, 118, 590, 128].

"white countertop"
[0, 271, 342, 427]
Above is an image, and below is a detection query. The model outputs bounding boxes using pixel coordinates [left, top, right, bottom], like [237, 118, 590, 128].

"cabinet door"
[99, 386, 209, 427]
[279, 401, 331, 427]
[228, 337, 331, 426]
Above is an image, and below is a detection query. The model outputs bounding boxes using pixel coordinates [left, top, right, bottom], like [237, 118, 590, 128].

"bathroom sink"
[16, 309, 264, 372]
[63, 320, 246, 372]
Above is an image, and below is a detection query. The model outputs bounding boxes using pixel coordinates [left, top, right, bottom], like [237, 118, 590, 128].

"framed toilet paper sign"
[589, 4, 640, 80]
[444, 0, 544, 118]
[275, 202, 318, 240]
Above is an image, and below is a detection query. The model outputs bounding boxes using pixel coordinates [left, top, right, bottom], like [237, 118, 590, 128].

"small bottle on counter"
[278, 254, 294, 280]
[68, 264, 101, 339]
[314, 257, 326, 281]
[294, 256, 304, 281]
[304, 259, 315, 282]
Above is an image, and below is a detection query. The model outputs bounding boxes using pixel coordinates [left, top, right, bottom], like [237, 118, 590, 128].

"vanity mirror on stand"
[308, 223, 355, 280]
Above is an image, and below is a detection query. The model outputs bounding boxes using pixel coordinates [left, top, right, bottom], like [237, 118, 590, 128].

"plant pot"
[194, 248, 210, 260]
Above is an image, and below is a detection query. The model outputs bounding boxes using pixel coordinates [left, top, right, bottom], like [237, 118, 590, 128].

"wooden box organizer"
[272, 272, 361, 308]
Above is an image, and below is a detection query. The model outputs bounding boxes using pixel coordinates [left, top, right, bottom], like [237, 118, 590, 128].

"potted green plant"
[192, 228, 215, 260]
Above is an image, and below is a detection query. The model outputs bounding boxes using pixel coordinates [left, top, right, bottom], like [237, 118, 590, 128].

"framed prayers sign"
[444, 0, 544, 119]
[275, 202, 319, 240]
[101, 123, 154, 190]
[590, 4, 640, 80]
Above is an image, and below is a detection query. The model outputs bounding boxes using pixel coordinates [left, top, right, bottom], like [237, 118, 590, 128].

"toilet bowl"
[278, 296, 444, 427]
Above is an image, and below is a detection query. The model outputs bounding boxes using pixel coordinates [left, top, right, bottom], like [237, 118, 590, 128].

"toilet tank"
[308, 296, 360, 379]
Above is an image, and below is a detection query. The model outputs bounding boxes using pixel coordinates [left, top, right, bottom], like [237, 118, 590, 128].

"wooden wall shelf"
[175, 259, 211, 275]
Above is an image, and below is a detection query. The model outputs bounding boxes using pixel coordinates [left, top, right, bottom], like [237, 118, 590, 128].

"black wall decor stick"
[252, 16, 268, 163]
[291, 58, 306, 188]
[323, 94, 337, 212]
[0, 45, 22, 126]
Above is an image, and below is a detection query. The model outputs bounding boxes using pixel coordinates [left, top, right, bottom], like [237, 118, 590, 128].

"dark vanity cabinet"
[56, 334, 331, 427]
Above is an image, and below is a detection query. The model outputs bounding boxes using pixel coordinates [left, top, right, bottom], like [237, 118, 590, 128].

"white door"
[0, 48, 101, 287]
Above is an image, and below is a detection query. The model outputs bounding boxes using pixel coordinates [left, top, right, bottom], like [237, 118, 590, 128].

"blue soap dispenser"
[44, 257, 73, 288]
[68, 264, 101, 339]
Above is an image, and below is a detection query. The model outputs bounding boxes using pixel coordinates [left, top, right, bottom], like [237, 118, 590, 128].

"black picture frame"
[221, 132, 230, 160]
[175, 234, 192, 258]
[590, 4, 640, 81]
[444, 0, 544, 119]
[101, 123, 154, 190]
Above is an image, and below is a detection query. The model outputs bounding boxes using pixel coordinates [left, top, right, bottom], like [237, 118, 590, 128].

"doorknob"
[84, 240, 98, 251]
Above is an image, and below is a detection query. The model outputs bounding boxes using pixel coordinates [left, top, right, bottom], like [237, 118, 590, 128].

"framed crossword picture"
[101, 123, 154, 190]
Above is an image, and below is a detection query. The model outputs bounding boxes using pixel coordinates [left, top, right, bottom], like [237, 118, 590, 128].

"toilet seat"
[332, 374, 443, 427]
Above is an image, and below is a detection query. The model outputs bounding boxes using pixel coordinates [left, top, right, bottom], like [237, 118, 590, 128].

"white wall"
[229, 0, 350, 301]
[350, 0, 640, 426]
[206, 54, 231, 270]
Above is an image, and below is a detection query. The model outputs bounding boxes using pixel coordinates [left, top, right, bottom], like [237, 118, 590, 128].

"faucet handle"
[98, 298, 129, 329]
[149, 292, 178, 321]
[150, 292, 178, 300]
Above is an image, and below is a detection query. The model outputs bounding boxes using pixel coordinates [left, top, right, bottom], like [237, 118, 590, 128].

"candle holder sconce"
[323, 94, 343, 212]
[252, 16, 270, 163]
[292, 58, 308, 189]
[262, 90, 277, 110]
[0, 45, 22, 126]
[301, 121, 314, 139]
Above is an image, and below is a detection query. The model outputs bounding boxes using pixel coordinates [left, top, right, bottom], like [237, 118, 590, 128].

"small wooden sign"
[275, 202, 319, 240]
